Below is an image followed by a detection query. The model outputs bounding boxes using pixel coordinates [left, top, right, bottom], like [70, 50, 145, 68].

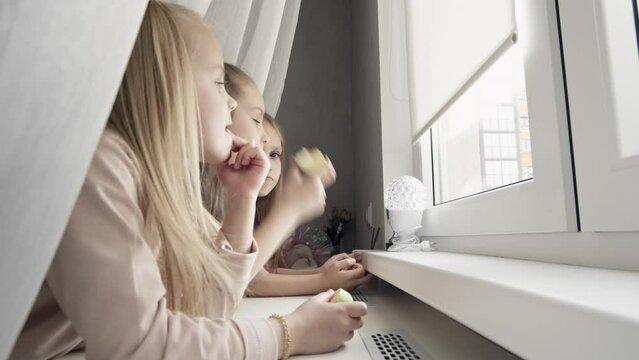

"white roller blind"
[406, 0, 517, 142]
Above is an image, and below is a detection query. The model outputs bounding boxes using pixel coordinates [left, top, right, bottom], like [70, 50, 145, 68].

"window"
[381, 0, 639, 268]
[413, 0, 578, 236]
[430, 45, 532, 204]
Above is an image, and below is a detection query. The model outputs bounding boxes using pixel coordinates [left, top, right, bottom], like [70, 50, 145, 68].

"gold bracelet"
[269, 314, 291, 360]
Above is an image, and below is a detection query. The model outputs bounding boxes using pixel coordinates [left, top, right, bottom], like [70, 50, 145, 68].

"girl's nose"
[261, 131, 271, 144]
[227, 94, 238, 112]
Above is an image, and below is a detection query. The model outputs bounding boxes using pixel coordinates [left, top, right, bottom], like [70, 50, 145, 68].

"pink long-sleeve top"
[10, 130, 280, 359]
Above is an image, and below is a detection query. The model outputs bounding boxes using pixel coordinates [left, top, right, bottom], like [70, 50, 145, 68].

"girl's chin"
[206, 136, 235, 164]
[201, 148, 232, 166]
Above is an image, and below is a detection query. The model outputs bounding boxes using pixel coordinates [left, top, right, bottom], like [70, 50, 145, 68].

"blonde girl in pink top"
[10, 2, 366, 359]
[210, 64, 371, 296]
[253, 115, 372, 296]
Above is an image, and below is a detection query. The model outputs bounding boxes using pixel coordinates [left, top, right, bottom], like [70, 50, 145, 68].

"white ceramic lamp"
[383, 176, 431, 251]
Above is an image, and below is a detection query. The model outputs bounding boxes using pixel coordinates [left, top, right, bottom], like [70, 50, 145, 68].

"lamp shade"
[384, 176, 429, 210]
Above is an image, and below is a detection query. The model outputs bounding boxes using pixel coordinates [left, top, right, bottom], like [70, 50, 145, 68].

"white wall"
[376, 0, 414, 242]
[0, 1, 148, 357]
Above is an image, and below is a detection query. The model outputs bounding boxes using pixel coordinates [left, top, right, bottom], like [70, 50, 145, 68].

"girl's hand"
[319, 255, 372, 291]
[318, 156, 337, 187]
[348, 250, 363, 263]
[284, 290, 368, 355]
[322, 253, 356, 268]
[273, 157, 337, 226]
[217, 134, 269, 200]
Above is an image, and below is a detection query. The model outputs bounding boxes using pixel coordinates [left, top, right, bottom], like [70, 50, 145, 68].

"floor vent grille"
[360, 329, 432, 360]
[351, 289, 369, 303]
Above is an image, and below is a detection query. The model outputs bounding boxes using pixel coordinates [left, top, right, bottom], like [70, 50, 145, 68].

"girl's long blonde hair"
[224, 62, 257, 99]
[256, 113, 287, 272]
[107, 0, 231, 316]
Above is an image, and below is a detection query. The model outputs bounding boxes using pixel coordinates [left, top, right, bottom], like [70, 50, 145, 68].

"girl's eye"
[215, 80, 227, 86]
[253, 118, 262, 125]
[270, 152, 281, 159]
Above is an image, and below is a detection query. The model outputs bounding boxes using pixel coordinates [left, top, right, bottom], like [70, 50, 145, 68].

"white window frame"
[560, 0, 639, 232]
[402, 0, 639, 271]
[417, 0, 578, 236]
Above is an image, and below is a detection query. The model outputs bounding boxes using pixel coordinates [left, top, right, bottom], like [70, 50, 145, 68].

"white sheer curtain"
[0, 1, 148, 357]
[173, 0, 301, 115]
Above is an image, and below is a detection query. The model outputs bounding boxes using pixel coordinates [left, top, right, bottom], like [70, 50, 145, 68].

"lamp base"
[387, 229, 434, 252]
[386, 209, 434, 252]
[388, 240, 434, 252]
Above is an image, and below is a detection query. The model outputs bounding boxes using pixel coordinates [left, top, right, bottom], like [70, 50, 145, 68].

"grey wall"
[277, 0, 355, 249]
[278, 0, 385, 252]
[351, 0, 386, 251]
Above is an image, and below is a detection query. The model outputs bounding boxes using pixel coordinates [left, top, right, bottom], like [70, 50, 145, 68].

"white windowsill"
[361, 250, 639, 359]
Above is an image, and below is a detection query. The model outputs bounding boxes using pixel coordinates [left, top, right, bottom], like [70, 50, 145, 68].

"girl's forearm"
[247, 273, 326, 296]
[251, 204, 298, 278]
[275, 267, 319, 275]
[220, 196, 256, 253]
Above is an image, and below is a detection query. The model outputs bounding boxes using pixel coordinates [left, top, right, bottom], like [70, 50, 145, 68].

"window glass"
[429, 44, 533, 204]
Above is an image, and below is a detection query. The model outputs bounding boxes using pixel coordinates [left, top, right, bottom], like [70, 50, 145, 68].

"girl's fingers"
[335, 258, 357, 270]
[347, 251, 362, 263]
[312, 289, 335, 303]
[234, 140, 262, 169]
[352, 250, 362, 262]
[226, 135, 251, 166]
[345, 264, 366, 278]
[349, 317, 364, 330]
[332, 253, 351, 262]
[237, 146, 256, 167]
[317, 179, 327, 200]
[234, 139, 255, 159]
[230, 132, 249, 152]
[344, 302, 368, 318]
[320, 156, 337, 187]
[353, 273, 373, 286]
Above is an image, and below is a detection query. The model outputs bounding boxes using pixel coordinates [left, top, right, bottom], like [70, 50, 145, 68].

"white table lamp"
[383, 176, 433, 252]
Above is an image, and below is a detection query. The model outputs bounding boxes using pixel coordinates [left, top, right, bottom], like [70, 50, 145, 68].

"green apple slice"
[295, 147, 328, 176]
[330, 288, 354, 303]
